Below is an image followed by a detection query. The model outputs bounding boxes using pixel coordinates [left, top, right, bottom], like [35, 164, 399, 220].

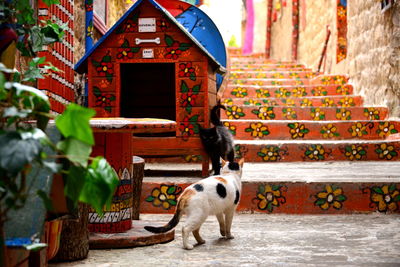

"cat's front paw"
[220, 230, 226, 237]
[226, 234, 234, 239]
[184, 244, 194, 250]
[197, 239, 206, 245]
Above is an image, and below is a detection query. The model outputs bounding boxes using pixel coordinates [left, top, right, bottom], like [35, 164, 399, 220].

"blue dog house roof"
[75, 0, 226, 75]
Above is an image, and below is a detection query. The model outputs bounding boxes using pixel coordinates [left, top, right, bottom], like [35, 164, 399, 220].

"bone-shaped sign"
[135, 37, 161, 45]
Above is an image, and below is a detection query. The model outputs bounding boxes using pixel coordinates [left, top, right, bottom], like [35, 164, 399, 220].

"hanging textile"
[337, 0, 347, 63]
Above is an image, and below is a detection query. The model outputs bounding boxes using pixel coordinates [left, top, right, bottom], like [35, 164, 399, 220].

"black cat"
[199, 104, 235, 175]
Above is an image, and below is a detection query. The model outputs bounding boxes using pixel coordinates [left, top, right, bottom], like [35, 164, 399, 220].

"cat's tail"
[210, 104, 226, 126]
[144, 198, 185, 233]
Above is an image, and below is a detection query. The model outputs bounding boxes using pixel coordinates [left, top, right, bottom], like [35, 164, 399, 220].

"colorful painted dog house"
[75, 0, 226, 177]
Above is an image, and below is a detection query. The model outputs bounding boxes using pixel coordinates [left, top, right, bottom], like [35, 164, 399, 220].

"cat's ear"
[221, 159, 227, 168]
[238, 158, 245, 168]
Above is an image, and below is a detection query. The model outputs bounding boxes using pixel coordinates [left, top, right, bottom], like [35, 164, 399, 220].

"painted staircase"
[139, 50, 400, 215]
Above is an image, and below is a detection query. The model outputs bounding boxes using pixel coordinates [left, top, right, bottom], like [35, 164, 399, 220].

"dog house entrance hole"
[120, 63, 176, 121]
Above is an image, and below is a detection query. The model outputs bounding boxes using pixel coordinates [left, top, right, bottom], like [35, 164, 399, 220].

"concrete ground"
[50, 213, 400, 267]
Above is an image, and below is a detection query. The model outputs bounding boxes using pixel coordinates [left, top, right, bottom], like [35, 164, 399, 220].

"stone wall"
[270, 0, 293, 61]
[270, 0, 400, 117]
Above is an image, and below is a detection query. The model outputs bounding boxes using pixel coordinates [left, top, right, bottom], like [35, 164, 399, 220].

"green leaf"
[245, 128, 253, 132]
[190, 73, 196, 81]
[167, 186, 176, 194]
[64, 165, 87, 206]
[258, 184, 265, 194]
[0, 131, 42, 176]
[336, 195, 347, 202]
[121, 39, 129, 48]
[314, 199, 326, 206]
[55, 104, 96, 145]
[185, 106, 192, 113]
[192, 84, 201, 93]
[93, 87, 101, 97]
[372, 186, 384, 195]
[165, 34, 174, 47]
[79, 157, 119, 214]
[288, 123, 296, 129]
[57, 137, 92, 167]
[181, 81, 189, 93]
[131, 47, 140, 53]
[179, 43, 191, 51]
[267, 202, 273, 212]
[189, 115, 199, 122]
[92, 60, 101, 67]
[167, 199, 177, 206]
[271, 185, 280, 191]
[102, 55, 112, 63]
[145, 196, 155, 202]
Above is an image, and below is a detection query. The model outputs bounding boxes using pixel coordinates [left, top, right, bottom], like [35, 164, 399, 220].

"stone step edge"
[234, 138, 400, 145]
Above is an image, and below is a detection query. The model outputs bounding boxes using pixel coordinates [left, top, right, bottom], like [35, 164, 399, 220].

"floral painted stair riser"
[221, 120, 400, 141]
[140, 182, 400, 214]
[223, 84, 354, 98]
[223, 95, 363, 107]
[229, 71, 317, 79]
[220, 106, 388, 121]
[234, 140, 400, 162]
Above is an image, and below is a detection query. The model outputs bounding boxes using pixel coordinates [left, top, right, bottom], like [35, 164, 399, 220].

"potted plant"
[0, 1, 119, 266]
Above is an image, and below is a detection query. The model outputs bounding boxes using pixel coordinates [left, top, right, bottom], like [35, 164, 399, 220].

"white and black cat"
[199, 104, 235, 175]
[144, 158, 244, 250]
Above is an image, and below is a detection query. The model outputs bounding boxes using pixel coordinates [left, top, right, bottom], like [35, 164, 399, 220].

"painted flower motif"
[271, 80, 283, 86]
[258, 146, 282, 162]
[122, 19, 137, 33]
[306, 72, 317, 79]
[288, 122, 309, 139]
[157, 19, 168, 31]
[272, 73, 284, 79]
[292, 87, 306, 97]
[95, 93, 115, 107]
[344, 144, 367, 160]
[85, 2, 93, 11]
[283, 98, 296, 107]
[165, 41, 183, 60]
[321, 76, 332, 85]
[181, 92, 198, 108]
[226, 106, 245, 119]
[231, 87, 248, 98]
[87, 24, 93, 38]
[245, 122, 270, 138]
[145, 185, 182, 210]
[255, 73, 267, 79]
[364, 108, 380, 120]
[96, 61, 114, 77]
[255, 184, 286, 212]
[337, 5, 347, 18]
[179, 115, 199, 137]
[253, 106, 275, 120]
[223, 121, 237, 136]
[375, 143, 398, 160]
[336, 85, 350, 95]
[314, 185, 347, 210]
[339, 97, 355, 107]
[294, 80, 304, 86]
[184, 155, 203, 162]
[348, 122, 368, 137]
[320, 124, 339, 139]
[301, 99, 313, 107]
[264, 100, 278, 106]
[310, 108, 325, 121]
[244, 99, 261, 106]
[369, 185, 400, 212]
[256, 89, 271, 98]
[117, 48, 134, 59]
[275, 88, 291, 98]
[311, 86, 328, 96]
[305, 144, 326, 160]
[322, 98, 335, 107]
[179, 62, 196, 80]
[336, 108, 352, 120]
[222, 98, 233, 106]
[289, 72, 300, 79]
[376, 122, 398, 138]
[282, 108, 297, 119]
[333, 75, 347, 85]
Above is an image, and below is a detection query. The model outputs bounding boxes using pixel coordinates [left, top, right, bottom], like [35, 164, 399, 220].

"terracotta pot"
[45, 220, 63, 261]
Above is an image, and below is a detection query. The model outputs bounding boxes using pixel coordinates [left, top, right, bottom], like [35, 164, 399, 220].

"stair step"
[221, 106, 388, 121]
[223, 84, 354, 98]
[229, 71, 318, 79]
[223, 95, 363, 107]
[140, 162, 400, 214]
[234, 139, 400, 162]
[222, 119, 400, 140]
[229, 75, 348, 87]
